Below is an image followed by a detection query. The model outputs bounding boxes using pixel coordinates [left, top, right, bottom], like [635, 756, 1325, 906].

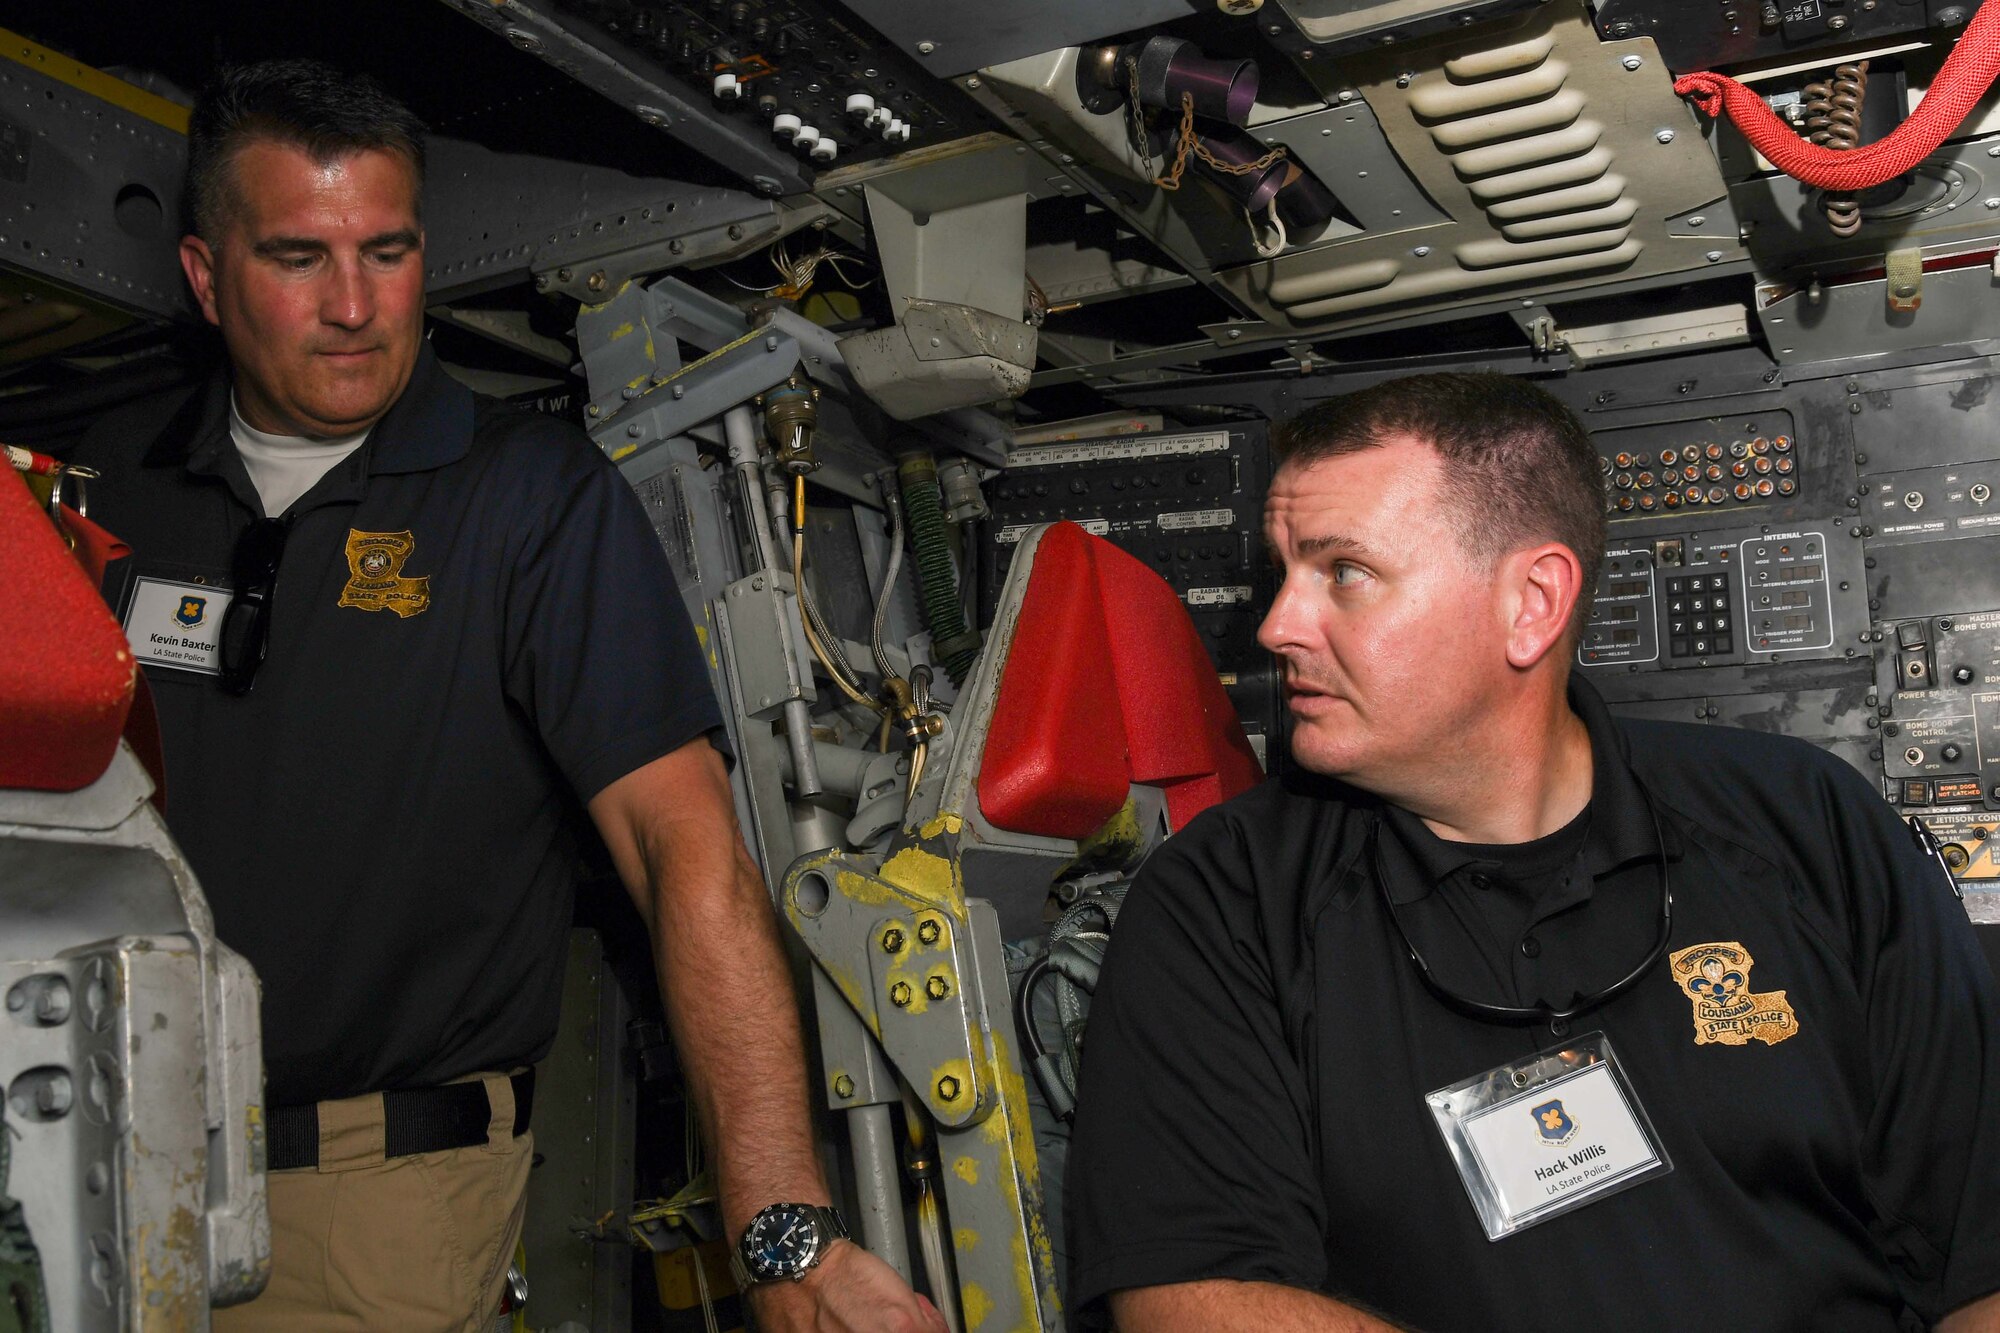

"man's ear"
[1502, 542, 1585, 670]
[179, 235, 222, 328]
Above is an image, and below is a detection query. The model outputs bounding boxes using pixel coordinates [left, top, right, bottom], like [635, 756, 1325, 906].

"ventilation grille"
[1266, 27, 1648, 323]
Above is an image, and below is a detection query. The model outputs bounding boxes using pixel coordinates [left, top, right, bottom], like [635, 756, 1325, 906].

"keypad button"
[1671, 637, 1692, 657]
[1713, 635, 1733, 653]
[1693, 638, 1712, 655]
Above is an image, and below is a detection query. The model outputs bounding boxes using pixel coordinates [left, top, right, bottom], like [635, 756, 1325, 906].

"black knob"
[1944, 744, 1964, 763]
[1955, 666, 1976, 684]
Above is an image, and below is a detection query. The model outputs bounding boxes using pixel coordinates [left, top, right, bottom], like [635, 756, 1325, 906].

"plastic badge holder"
[1425, 1031, 1672, 1240]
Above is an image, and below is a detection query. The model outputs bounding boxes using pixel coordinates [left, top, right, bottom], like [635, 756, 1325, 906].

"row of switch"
[709, 80, 915, 160]
[1607, 436, 1793, 471]
[1611, 456, 1794, 489]
[1612, 478, 1796, 512]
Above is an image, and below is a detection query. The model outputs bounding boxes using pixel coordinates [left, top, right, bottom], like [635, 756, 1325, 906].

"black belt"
[266, 1069, 535, 1172]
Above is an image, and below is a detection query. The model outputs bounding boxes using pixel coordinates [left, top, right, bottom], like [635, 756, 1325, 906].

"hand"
[746, 1240, 949, 1333]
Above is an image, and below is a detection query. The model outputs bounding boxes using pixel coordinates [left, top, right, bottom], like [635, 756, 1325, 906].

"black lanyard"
[1371, 795, 1674, 1026]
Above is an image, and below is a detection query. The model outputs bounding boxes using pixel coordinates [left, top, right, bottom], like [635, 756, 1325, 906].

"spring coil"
[1802, 61, 1869, 236]
[896, 454, 981, 687]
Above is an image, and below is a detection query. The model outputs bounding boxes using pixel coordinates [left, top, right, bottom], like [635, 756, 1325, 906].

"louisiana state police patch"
[1667, 941, 1798, 1047]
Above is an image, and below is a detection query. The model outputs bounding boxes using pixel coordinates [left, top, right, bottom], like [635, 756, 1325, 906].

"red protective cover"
[979, 522, 1263, 840]
[0, 469, 136, 791]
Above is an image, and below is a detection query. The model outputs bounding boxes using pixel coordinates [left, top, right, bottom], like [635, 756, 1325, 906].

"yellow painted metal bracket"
[0, 27, 189, 134]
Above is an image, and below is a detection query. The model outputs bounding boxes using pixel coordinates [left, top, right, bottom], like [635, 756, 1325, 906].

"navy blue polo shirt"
[1067, 675, 2000, 1331]
[71, 344, 721, 1106]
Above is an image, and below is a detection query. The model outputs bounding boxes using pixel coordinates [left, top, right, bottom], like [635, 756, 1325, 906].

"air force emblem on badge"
[174, 595, 207, 628]
[337, 530, 431, 618]
[1530, 1099, 1578, 1146]
[1668, 941, 1798, 1047]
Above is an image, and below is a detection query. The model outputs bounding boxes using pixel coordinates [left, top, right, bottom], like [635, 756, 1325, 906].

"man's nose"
[1257, 575, 1311, 655]
[320, 256, 375, 330]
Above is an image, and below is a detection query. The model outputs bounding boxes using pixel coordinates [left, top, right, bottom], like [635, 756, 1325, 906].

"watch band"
[730, 1203, 850, 1288]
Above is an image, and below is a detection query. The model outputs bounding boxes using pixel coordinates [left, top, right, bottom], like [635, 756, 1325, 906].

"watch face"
[744, 1204, 822, 1280]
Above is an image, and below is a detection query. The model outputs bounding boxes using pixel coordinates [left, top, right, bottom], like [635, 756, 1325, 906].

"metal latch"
[1885, 246, 1922, 313]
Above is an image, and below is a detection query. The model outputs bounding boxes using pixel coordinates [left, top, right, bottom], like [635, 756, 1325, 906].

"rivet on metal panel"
[833, 1074, 856, 1098]
[1622, 55, 1644, 70]
[917, 40, 936, 54]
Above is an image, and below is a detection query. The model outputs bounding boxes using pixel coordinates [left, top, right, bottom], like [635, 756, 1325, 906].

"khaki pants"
[215, 1073, 533, 1333]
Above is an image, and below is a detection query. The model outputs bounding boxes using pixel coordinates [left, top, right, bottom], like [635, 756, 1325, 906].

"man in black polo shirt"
[71, 61, 939, 1333]
[1066, 374, 2000, 1331]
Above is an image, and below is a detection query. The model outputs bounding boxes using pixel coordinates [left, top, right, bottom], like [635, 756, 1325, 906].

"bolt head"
[1706, 250, 1724, 262]
[1656, 129, 1676, 144]
[890, 981, 913, 1007]
[1413, 245, 1431, 257]
[936, 1075, 961, 1102]
[1622, 55, 1644, 69]
[586, 270, 607, 292]
[917, 40, 936, 54]
[833, 1074, 856, 1098]
[926, 975, 950, 1000]
[881, 927, 906, 953]
[917, 919, 942, 945]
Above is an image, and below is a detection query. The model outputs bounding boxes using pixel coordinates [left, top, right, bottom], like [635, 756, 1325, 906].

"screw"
[1226, 328, 1242, 339]
[936, 1075, 961, 1102]
[917, 919, 941, 945]
[1656, 129, 1676, 144]
[1688, 215, 1706, 226]
[671, 385, 684, 400]
[727, 224, 744, 241]
[1622, 55, 1644, 69]
[1413, 245, 1431, 257]
[36, 1073, 72, 1117]
[557, 267, 574, 282]
[966, 76, 981, 88]
[1706, 251, 1723, 262]
[881, 927, 906, 953]
[917, 40, 936, 54]
[833, 1074, 856, 1098]
[889, 981, 913, 1007]
[586, 270, 607, 292]
[1850, 401, 1863, 414]
[765, 335, 780, 351]
[1396, 71, 1414, 88]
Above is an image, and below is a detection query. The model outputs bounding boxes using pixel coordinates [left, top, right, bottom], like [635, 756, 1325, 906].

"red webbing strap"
[1674, 2, 2000, 190]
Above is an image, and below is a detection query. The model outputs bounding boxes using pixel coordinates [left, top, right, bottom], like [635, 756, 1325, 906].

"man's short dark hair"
[1271, 373, 1608, 635]
[185, 59, 427, 242]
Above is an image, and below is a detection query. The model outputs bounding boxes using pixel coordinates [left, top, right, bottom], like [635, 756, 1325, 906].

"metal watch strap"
[730, 1203, 850, 1288]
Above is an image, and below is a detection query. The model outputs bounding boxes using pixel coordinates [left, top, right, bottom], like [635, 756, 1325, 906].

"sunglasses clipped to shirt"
[217, 517, 289, 695]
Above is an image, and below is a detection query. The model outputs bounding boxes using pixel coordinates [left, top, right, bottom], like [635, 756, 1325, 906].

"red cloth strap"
[1675, 3, 2000, 191]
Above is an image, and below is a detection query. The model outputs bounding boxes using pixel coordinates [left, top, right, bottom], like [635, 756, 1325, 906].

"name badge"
[1425, 1031, 1671, 1239]
[123, 576, 233, 676]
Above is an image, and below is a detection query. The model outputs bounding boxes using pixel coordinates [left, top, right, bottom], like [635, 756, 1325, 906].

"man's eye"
[367, 248, 410, 267]
[1332, 563, 1369, 586]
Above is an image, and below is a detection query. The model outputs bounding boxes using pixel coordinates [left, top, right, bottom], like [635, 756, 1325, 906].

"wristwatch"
[730, 1202, 850, 1287]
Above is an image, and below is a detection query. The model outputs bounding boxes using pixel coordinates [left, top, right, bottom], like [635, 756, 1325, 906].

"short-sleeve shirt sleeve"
[501, 445, 723, 802]
[1065, 807, 1328, 1319]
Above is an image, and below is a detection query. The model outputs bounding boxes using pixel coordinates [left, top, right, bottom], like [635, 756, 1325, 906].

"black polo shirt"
[70, 345, 720, 1106]
[1067, 676, 2000, 1331]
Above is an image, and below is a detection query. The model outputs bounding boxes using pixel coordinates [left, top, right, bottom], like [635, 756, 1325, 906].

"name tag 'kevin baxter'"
[124, 575, 233, 676]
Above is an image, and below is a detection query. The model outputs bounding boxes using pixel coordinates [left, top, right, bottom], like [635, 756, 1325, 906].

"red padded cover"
[979, 522, 1262, 840]
[0, 468, 136, 791]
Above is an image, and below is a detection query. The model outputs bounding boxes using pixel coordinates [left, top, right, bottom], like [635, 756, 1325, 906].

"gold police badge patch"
[337, 530, 431, 618]
[1668, 941, 1798, 1047]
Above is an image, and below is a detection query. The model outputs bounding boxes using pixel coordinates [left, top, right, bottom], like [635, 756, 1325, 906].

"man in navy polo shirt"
[1066, 374, 2000, 1331]
[73, 60, 940, 1333]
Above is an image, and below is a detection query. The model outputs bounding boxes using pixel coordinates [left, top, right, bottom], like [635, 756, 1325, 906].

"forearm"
[1941, 1291, 2000, 1332]
[1111, 1280, 1406, 1332]
[648, 838, 827, 1237]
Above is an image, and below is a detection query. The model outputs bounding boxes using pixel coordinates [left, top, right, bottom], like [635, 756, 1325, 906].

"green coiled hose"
[896, 452, 981, 686]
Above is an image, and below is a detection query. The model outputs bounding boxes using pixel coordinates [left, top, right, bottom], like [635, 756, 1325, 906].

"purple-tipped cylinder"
[1127, 36, 1259, 128]
[1189, 128, 1289, 213]
[1273, 162, 1343, 241]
